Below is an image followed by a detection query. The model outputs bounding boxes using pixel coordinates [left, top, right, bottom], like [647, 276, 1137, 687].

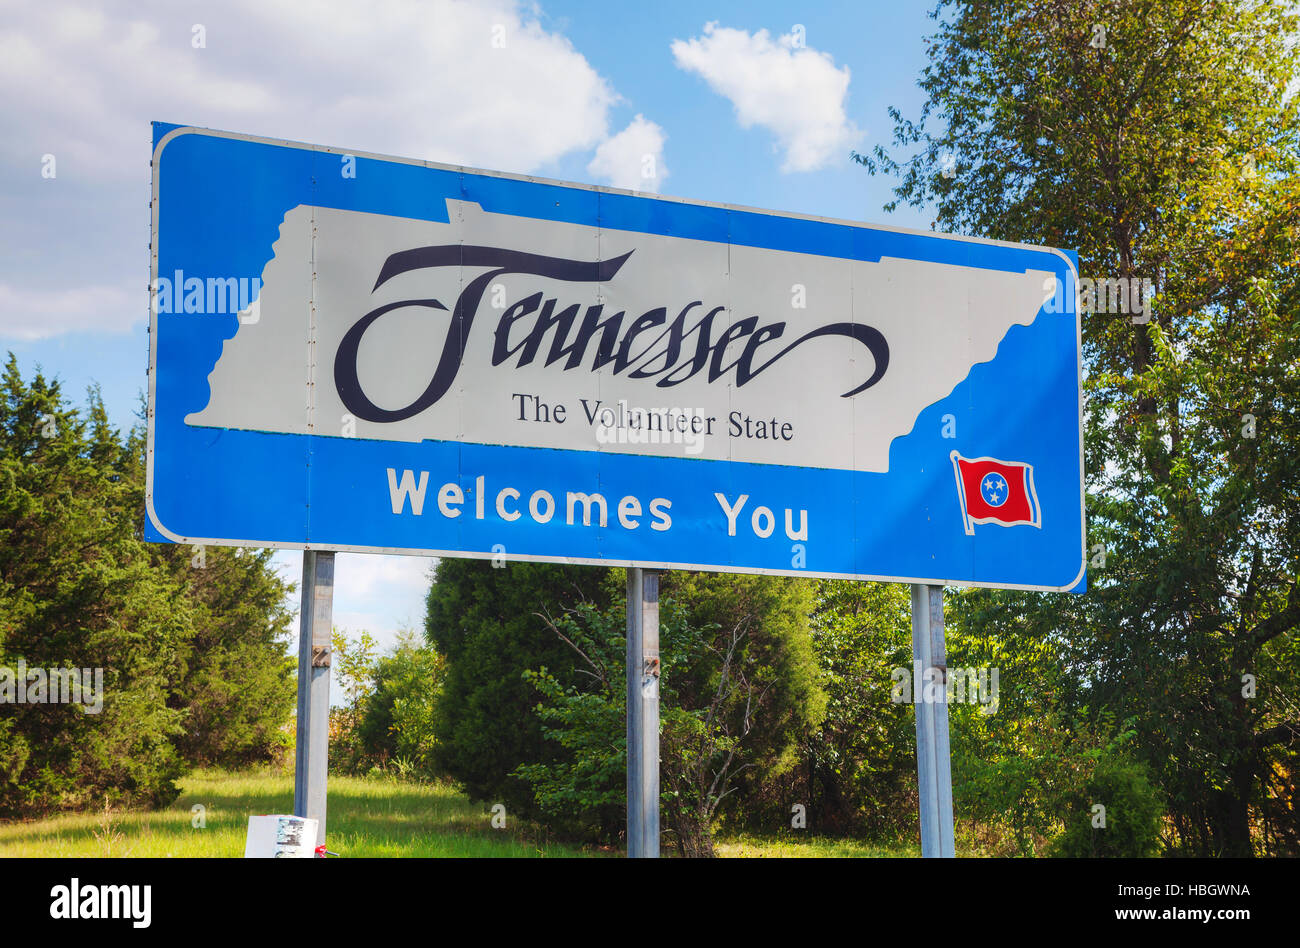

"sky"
[0, 0, 941, 658]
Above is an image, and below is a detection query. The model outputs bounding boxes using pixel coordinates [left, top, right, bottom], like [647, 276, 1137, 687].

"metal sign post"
[911, 583, 955, 857]
[626, 567, 661, 858]
[294, 550, 334, 847]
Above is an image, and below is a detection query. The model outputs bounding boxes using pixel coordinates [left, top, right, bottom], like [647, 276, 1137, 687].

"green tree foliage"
[956, 705, 1162, 856]
[789, 580, 915, 837]
[1052, 747, 1164, 858]
[329, 628, 379, 775]
[329, 627, 447, 780]
[862, 0, 1300, 855]
[512, 602, 638, 844]
[659, 572, 825, 827]
[356, 632, 446, 777]
[152, 547, 295, 768]
[424, 558, 614, 816]
[513, 572, 824, 856]
[943, 587, 1090, 854]
[0, 356, 295, 815]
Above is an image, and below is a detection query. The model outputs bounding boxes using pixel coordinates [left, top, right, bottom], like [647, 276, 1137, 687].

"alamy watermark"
[0, 660, 103, 714]
[591, 400, 709, 455]
[1042, 275, 1155, 323]
[151, 269, 261, 322]
[891, 662, 999, 713]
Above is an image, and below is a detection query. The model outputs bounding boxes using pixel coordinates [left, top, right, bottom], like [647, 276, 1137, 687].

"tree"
[152, 544, 295, 767]
[329, 627, 379, 775]
[355, 631, 447, 777]
[792, 580, 916, 838]
[862, 0, 1300, 854]
[424, 558, 613, 816]
[657, 571, 826, 831]
[0, 359, 187, 813]
[514, 571, 825, 855]
[0, 355, 297, 814]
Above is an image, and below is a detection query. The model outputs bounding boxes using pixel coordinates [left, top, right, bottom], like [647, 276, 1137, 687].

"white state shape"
[187, 200, 1052, 473]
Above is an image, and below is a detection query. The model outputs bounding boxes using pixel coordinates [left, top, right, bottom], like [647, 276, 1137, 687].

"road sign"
[147, 123, 1085, 591]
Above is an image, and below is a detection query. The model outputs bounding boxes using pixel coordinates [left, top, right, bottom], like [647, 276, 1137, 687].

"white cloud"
[334, 552, 436, 600]
[277, 550, 435, 655]
[671, 22, 860, 172]
[0, 0, 624, 339]
[587, 114, 668, 192]
[0, 0, 617, 179]
[0, 281, 139, 339]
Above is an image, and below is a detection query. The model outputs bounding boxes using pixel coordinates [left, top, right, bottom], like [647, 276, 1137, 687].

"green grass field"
[0, 769, 915, 857]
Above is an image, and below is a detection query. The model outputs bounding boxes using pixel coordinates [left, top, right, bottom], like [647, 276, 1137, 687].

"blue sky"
[1, 0, 941, 657]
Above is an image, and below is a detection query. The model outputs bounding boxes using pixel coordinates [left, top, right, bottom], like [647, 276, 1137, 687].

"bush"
[356, 634, 446, 778]
[424, 559, 614, 817]
[1051, 754, 1164, 858]
[514, 573, 825, 856]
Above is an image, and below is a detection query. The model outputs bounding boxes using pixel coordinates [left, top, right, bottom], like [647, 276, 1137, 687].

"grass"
[0, 768, 590, 858]
[0, 769, 914, 857]
[715, 834, 917, 858]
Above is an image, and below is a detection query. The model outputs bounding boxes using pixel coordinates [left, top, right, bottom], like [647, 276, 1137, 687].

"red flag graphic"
[951, 452, 1041, 535]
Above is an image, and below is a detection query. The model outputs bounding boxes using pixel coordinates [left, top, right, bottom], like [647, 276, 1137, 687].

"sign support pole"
[626, 567, 660, 858]
[911, 583, 955, 857]
[294, 550, 334, 849]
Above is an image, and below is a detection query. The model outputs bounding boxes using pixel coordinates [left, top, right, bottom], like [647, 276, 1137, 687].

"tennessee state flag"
[950, 452, 1041, 535]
